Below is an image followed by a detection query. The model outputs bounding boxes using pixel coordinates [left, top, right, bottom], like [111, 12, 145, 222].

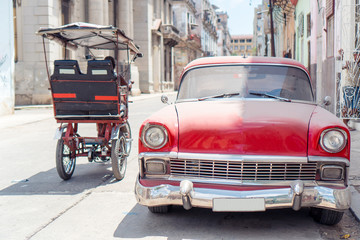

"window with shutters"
[306, 13, 311, 37]
[13, 0, 18, 62]
[298, 13, 304, 37]
[326, 0, 334, 18]
[326, 15, 334, 57]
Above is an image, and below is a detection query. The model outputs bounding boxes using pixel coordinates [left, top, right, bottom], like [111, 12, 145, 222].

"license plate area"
[212, 198, 265, 212]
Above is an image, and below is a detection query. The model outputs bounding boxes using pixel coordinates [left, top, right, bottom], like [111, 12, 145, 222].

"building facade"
[230, 35, 253, 56]
[253, 2, 267, 56]
[194, 0, 218, 57]
[134, 0, 180, 93]
[173, 0, 202, 90]
[13, 0, 141, 105]
[334, 0, 360, 119]
[253, 0, 360, 121]
[216, 9, 232, 56]
[12, 0, 183, 106]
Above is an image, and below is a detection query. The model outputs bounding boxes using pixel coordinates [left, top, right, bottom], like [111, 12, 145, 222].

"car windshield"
[177, 65, 314, 102]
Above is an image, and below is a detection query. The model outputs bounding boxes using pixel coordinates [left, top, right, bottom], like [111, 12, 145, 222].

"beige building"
[216, 9, 232, 56]
[134, 0, 180, 93]
[12, 0, 178, 105]
[195, 0, 218, 56]
[172, 0, 202, 89]
[230, 35, 253, 57]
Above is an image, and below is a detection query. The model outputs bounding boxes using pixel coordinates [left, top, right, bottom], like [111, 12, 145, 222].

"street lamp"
[269, 0, 276, 57]
[256, 1, 276, 57]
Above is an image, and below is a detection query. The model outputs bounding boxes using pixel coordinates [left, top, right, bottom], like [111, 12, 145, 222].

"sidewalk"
[349, 129, 360, 222]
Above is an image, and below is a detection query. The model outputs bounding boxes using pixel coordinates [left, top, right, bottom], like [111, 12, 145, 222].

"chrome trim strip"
[140, 152, 308, 163]
[143, 175, 346, 188]
[139, 152, 178, 159]
[177, 152, 308, 163]
[141, 152, 351, 164]
[167, 175, 318, 186]
[308, 156, 350, 167]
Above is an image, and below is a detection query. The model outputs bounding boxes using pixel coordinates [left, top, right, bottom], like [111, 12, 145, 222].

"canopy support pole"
[42, 36, 51, 83]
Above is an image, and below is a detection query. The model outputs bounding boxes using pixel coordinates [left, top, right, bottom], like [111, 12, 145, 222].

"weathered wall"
[15, 0, 61, 106]
[0, 1, 15, 115]
[14, 0, 140, 104]
[295, 0, 310, 67]
[134, 0, 154, 93]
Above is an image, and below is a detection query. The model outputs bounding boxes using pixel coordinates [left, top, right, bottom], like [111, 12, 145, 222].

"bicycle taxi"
[37, 22, 142, 181]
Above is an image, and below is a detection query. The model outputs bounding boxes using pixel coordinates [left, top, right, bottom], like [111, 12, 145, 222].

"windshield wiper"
[249, 91, 291, 102]
[198, 93, 241, 101]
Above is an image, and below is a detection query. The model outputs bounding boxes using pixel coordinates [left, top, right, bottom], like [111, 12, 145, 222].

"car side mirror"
[323, 96, 332, 106]
[161, 95, 170, 105]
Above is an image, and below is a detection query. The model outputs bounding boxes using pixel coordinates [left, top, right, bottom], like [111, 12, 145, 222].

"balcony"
[187, 33, 201, 48]
[203, 11, 217, 37]
[162, 24, 180, 47]
[173, 0, 196, 11]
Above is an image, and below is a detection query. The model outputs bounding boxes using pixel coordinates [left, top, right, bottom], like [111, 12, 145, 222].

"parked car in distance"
[135, 56, 351, 225]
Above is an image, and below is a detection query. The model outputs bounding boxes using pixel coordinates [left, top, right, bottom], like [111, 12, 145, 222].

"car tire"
[310, 207, 344, 225]
[148, 205, 170, 213]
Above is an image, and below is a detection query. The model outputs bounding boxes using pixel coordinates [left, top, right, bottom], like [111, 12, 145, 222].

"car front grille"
[169, 159, 317, 181]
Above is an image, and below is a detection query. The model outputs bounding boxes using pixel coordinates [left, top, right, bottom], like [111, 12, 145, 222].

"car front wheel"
[310, 207, 344, 225]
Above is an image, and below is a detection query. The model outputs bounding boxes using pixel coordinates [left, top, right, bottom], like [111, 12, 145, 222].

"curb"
[129, 91, 177, 101]
[348, 119, 360, 131]
[350, 186, 360, 222]
[14, 105, 53, 110]
[13, 92, 178, 110]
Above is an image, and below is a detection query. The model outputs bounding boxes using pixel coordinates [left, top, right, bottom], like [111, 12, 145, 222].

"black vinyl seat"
[87, 60, 116, 81]
[51, 60, 87, 80]
[49, 60, 122, 120]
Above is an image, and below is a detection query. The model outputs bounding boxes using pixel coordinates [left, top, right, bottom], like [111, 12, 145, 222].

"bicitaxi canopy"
[37, 22, 142, 56]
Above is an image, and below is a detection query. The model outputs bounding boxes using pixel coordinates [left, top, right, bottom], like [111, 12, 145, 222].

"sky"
[211, 0, 264, 35]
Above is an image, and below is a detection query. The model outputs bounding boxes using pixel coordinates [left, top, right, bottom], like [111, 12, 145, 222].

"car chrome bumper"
[135, 176, 351, 212]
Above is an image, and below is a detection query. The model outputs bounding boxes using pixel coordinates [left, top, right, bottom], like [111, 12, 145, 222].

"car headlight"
[320, 128, 347, 153]
[142, 124, 168, 149]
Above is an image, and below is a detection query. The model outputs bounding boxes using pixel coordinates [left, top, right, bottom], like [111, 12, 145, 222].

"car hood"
[176, 100, 317, 156]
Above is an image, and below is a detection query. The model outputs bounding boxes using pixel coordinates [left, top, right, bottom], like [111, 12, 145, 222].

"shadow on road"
[0, 162, 115, 196]
[113, 204, 320, 239]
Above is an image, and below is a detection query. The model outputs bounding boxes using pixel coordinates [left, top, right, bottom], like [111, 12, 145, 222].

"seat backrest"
[51, 60, 83, 80]
[87, 60, 116, 81]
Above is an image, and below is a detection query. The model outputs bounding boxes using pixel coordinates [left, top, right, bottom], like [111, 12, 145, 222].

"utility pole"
[269, 0, 275, 57]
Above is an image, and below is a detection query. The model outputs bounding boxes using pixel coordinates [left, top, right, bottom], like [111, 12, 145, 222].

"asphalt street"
[0, 92, 359, 240]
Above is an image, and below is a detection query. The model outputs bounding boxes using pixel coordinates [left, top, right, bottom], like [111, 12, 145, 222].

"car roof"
[183, 56, 309, 73]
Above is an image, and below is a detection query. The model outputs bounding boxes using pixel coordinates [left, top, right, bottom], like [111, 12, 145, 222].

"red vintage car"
[135, 56, 351, 225]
